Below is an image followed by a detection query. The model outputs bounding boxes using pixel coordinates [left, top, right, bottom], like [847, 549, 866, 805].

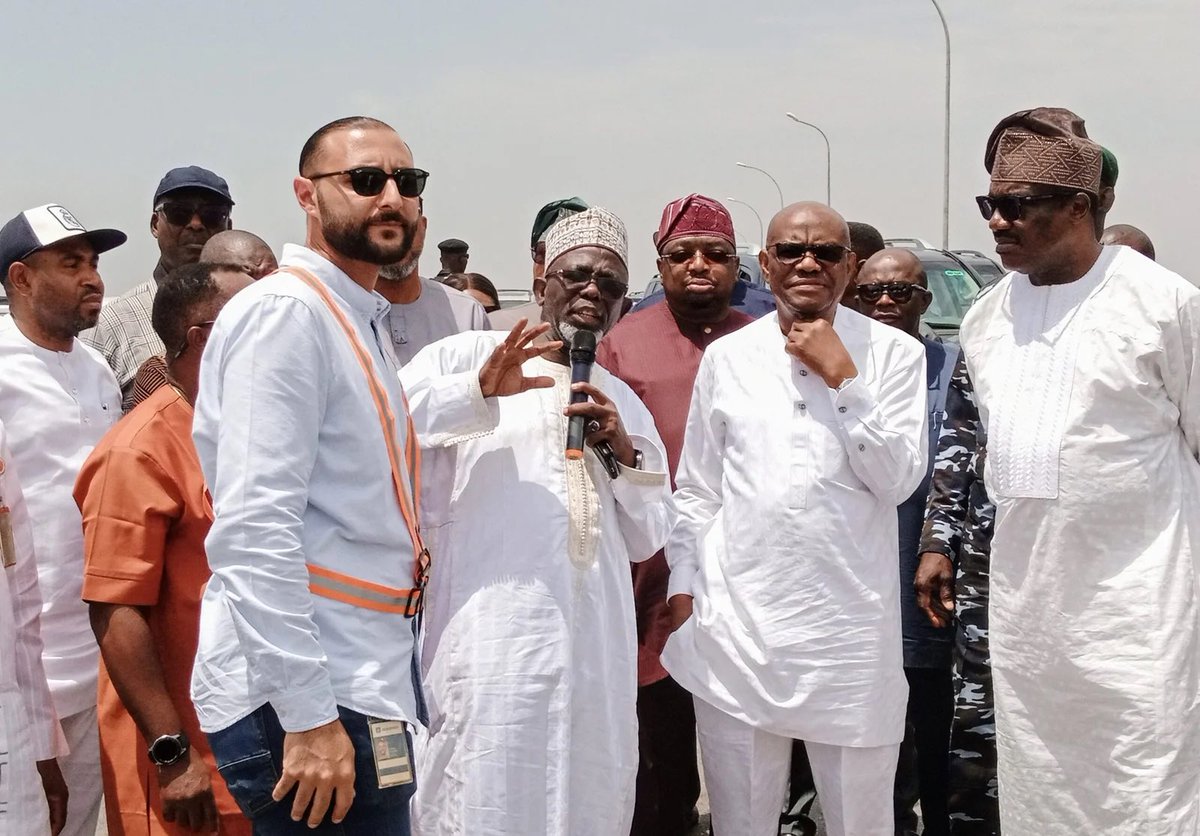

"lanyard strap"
[281, 267, 429, 614]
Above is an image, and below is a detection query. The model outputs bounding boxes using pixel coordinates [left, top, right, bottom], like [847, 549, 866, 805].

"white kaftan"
[662, 311, 928, 746]
[0, 421, 63, 835]
[400, 331, 672, 836]
[959, 245, 1200, 835]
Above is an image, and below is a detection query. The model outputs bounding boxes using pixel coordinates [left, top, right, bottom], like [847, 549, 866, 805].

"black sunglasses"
[768, 242, 849, 265]
[545, 268, 628, 301]
[658, 248, 739, 266]
[156, 202, 230, 229]
[309, 167, 429, 198]
[855, 282, 930, 304]
[975, 193, 1071, 222]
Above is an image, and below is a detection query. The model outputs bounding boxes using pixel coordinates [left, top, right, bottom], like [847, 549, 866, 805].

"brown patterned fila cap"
[984, 107, 1103, 195]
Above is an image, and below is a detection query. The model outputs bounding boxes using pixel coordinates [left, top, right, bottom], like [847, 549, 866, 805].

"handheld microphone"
[565, 330, 596, 461]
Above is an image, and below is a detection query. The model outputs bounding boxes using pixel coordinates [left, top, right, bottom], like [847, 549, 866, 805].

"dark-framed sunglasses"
[658, 248, 739, 266]
[768, 242, 849, 265]
[855, 282, 930, 304]
[156, 202, 231, 229]
[975, 193, 1071, 222]
[308, 167, 429, 198]
[544, 268, 628, 301]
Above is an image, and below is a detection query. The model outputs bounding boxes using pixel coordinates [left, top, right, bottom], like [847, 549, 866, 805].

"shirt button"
[858, 443, 865, 451]
[799, 403, 807, 411]
[799, 369, 808, 376]
[703, 326, 712, 335]
[838, 406, 847, 414]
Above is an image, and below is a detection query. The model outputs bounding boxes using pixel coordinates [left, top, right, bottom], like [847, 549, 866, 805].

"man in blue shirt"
[855, 248, 957, 836]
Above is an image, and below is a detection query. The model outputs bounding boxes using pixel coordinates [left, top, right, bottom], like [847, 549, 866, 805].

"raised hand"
[479, 320, 563, 399]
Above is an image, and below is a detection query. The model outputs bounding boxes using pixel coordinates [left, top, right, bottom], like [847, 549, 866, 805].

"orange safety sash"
[281, 266, 430, 616]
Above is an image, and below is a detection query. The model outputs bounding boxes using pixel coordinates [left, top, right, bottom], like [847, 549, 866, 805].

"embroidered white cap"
[543, 207, 628, 270]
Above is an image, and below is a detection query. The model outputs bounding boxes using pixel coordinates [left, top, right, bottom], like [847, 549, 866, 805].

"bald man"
[856, 249, 957, 836]
[200, 230, 279, 279]
[662, 204, 928, 836]
[1100, 223, 1156, 261]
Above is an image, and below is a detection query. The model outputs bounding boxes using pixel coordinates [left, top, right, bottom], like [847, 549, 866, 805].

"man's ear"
[6, 262, 32, 297]
[294, 176, 319, 220]
[918, 287, 933, 316]
[150, 211, 161, 239]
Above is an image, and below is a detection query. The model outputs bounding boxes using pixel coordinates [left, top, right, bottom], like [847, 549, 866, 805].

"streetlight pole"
[784, 113, 832, 205]
[931, 0, 951, 249]
[735, 162, 784, 210]
[725, 197, 764, 247]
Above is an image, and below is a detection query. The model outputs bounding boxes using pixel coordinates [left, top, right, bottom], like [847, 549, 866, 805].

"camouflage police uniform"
[918, 354, 1000, 835]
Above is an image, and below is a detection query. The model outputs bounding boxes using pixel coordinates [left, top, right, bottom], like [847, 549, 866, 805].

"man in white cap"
[401, 207, 672, 835]
[0, 203, 126, 836]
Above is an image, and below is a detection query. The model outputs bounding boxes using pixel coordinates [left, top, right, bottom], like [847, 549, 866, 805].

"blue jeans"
[207, 704, 415, 835]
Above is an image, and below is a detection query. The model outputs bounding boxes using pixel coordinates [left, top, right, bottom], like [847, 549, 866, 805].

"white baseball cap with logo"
[0, 204, 127, 277]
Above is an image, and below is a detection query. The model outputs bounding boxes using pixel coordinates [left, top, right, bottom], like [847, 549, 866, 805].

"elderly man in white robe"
[401, 207, 672, 836]
[661, 202, 928, 836]
[959, 108, 1200, 835]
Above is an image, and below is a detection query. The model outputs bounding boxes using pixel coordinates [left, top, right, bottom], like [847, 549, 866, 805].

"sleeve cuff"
[829, 375, 873, 422]
[270, 685, 340, 733]
[667, 563, 698, 600]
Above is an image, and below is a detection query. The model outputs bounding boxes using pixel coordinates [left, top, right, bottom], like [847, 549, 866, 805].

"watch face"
[150, 733, 187, 765]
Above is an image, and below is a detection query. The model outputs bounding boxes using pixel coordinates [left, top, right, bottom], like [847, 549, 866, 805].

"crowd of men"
[0, 104, 1191, 836]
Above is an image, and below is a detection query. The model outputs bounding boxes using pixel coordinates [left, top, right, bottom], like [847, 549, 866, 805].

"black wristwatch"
[147, 731, 190, 767]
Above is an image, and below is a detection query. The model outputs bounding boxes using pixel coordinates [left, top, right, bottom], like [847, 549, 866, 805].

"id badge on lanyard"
[367, 718, 413, 788]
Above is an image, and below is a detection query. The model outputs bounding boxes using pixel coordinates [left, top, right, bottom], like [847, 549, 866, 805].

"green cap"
[531, 197, 589, 250]
[1100, 146, 1119, 188]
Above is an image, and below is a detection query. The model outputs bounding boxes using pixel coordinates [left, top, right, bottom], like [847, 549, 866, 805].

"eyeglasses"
[975, 193, 1070, 222]
[767, 242, 849, 265]
[156, 202, 231, 229]
[308, 167, 429, 198]
[170, 320, 216, 361]
[658, 248, 739, 266]
[544, 268, 628, 301]
[855, 282, 930, 304]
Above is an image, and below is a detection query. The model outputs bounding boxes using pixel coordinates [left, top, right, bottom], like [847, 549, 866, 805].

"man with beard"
[662, 203, 927, 836]
[375, 204, 490, 365]
[0, 203, 127, 836]
[190, 116, 439, 834]
[85, 166, 234, 411]
[401, 207, 672, 835]
[958, 108, 1200, 834]
[595, 194, 753, 836]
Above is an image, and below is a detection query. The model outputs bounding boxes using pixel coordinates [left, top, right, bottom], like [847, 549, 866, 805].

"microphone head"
[569, 329, 597, 362]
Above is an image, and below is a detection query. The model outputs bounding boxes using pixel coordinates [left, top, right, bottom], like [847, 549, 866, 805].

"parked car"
[908, 249, 983, 338]
[496, 289, 533, 309]
[952, 249, 1006, 286]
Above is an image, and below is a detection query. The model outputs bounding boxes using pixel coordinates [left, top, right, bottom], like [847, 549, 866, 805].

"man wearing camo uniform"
[914, 355, 999, 835]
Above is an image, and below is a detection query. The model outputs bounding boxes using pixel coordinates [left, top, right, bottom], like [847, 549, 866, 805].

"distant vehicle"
[908, 249, 983, 338]
[952, 249, 1006, 285]
[884, 237, 937, 250]
[496, 289, 533, 309]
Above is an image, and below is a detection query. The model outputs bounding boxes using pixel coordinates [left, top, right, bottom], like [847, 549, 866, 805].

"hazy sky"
[2, 0, 1195, 294]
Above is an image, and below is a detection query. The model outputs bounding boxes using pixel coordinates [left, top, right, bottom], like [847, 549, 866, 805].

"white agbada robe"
[959, 245, 1200, 835]
[662, 310, 928, 746]
[400, 331, 672, 836]
[0, 422, 63, 835]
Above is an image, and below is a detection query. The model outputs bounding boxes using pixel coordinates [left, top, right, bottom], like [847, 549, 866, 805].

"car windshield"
[918, 255, 980, 328]
[959, 255, 1004, 284]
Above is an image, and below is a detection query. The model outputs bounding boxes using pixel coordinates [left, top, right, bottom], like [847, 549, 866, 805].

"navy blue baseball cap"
[0, 204, 127, 277]
[153, 166, 235, 206]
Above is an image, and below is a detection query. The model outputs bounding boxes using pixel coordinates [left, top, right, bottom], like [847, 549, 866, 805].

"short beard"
[552, 318, 609, 348]
[322, 210, 416, 266]
[378, 249, 422, 283]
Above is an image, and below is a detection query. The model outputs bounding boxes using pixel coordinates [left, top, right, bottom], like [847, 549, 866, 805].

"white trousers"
[58, 707, 102, 836]
[693, 696, 898, 836]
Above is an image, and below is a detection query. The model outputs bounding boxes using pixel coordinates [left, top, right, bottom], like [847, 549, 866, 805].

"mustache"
[369, 211, 407, 224]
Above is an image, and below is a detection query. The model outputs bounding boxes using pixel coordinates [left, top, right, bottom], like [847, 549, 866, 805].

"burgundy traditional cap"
[653, 194, 736, 252]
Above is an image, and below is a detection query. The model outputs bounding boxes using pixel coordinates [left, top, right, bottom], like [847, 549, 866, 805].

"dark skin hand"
[478, 319, 562, 398]
[36, 759, 68, 835]
[90, 603, 218, 831]
[563, 381, 637, 467]
[784, 318, 858, 388]
[915, 551, 956, 628]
